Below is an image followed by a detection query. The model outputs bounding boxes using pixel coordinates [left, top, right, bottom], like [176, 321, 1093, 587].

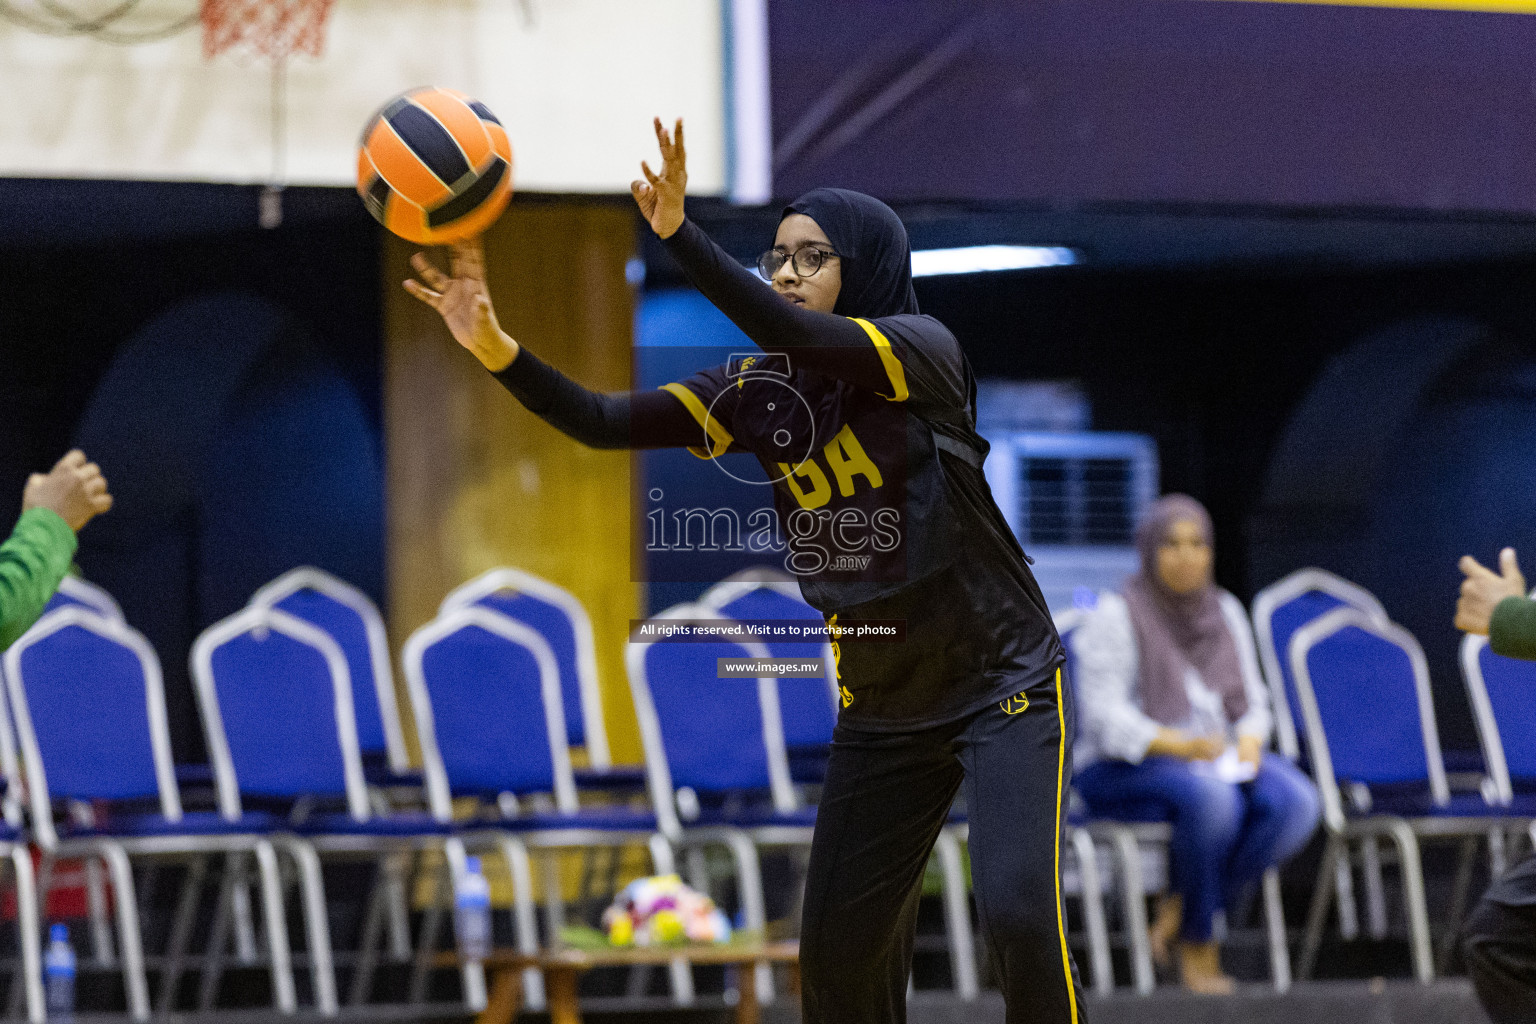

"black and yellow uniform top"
[495, 188, 1062, 731]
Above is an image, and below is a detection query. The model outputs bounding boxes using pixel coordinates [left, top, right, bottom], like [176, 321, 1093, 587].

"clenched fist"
[22, 450, 112, 533]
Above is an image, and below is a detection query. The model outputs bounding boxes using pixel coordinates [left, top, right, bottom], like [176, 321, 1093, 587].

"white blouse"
[1072, 590, 1273, 767]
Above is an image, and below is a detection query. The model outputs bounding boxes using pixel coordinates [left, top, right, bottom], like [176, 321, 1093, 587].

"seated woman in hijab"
[1072, 494, 1319, 994]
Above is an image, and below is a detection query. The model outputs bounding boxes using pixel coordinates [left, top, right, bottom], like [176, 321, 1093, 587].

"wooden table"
[437, 940, 801, 1024]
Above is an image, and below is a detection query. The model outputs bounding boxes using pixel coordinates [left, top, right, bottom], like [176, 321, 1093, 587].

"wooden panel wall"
[384, 200, 641, 764]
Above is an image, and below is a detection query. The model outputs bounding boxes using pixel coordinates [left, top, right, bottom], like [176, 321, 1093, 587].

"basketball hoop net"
[200, 0, 334, 60]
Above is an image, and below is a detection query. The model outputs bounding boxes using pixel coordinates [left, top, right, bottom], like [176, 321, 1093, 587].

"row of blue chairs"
[36, 561, 1271, 1015]
[1244, 568, 1536, 983]
[5, 566, 1010, 1019]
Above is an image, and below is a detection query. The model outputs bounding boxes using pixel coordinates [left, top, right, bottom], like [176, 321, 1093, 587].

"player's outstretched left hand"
[1457, 547, 1527, 635]
[631, 117, 687, 240]
[403, 237, 519, 371]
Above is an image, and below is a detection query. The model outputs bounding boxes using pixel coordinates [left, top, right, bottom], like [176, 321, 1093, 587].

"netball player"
[404, 118, 1084, 1024]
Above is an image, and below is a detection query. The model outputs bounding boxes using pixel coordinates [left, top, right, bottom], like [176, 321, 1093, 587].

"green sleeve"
[1489, 596, 1536, 662]
[0, 508, 77, 652]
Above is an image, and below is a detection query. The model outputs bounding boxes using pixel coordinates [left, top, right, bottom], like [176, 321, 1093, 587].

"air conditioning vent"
[981, 431, 1160, 612]
[1021, 455, 1140, 546]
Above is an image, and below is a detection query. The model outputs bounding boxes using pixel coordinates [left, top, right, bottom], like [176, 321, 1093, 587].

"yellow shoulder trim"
[848, 317, 909, 402]
[659, 382, 734, 460]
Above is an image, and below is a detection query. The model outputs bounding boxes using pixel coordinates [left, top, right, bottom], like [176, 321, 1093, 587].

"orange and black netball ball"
[357, 87, 514, 245]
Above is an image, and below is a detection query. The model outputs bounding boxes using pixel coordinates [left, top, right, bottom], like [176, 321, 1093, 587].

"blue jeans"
[1075, 753, 1320, 941]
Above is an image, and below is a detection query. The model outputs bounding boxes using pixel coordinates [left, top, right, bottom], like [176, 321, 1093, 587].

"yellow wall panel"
[384, 199, 642, 765]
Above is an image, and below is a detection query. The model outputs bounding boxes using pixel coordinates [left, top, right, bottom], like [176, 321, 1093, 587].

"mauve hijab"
[1121, 494, 1248, 728]
[783, 188, 919, 319]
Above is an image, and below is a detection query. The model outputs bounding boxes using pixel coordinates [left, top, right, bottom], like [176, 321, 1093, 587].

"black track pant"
[1463, 854, 1536, 1024]
[799, 667, 1086, 1024]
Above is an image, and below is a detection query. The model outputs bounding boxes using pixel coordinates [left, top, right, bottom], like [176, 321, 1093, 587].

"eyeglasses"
[757, 245, 843, 280]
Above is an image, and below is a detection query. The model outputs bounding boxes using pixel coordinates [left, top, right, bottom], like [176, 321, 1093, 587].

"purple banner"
[769, 0, 1536, 212]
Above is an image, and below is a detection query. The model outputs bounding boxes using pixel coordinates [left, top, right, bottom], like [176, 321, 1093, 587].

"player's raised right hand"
[403, 238, 519, 371]
[631, 117, 687, 240]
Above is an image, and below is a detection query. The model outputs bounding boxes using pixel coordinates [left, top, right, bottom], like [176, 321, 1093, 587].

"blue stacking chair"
[248, 569, 419, 981]
[1251, 567, 1390, 941]
[1289, 607, 1535, 983]
[1058, 604, 1289, 994]
[403, 605, 692, 1007]
[194, 604, 472, 1015]
[697, 571, 838, 785]
[439, 568, 611, 771]
[6, 605, 329, 1018]
[249, 567, 411, 777]
[42, 576, 123, 622]
[35, 576, 127, 969]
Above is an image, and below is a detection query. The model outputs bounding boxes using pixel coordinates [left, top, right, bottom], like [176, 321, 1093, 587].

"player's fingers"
[410, 252, 451, 291]
[55, 450, 86, 471]
[1501, 547, 1522, 581]
[402, 279, 443, 309]
[673, 118, 685, 162]
[653, 116, 667, 152]
[77, 462, 101, 479]
[641, 160, 660, 186]
[93, 494, 113, 513]
[630, 180, 649, 203]
[83, 476, 108, 497]
[1460, 555, 1495, 579]
[451, 237, 485, 278]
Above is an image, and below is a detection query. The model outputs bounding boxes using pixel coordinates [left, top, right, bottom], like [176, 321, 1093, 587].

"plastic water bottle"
[44, 923, 75, 1021]
[454, 856, 492, 960]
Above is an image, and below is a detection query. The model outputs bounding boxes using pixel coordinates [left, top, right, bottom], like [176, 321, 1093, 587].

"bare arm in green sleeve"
[0, 451, 114, 651]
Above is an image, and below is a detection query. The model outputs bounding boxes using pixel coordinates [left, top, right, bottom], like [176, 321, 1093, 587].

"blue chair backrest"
[1464, 635, 1536, 797]
[193, 606, 366, 818]
[404, 608, 570, 817]
[272, 589, 387, 755]
[440, 568, 608, 767]
[628, 609, 792, 821]
[1252, 569, 1387, 760]
[710, 587, 834, 749]
[471, 591, 586, 746]
[4, 607, 180, 844]
[1268, 592, 1349, 745]
[7, 613, 160, 801]
[1290, 608, 1446, 826]
[250, 567, 406, 774]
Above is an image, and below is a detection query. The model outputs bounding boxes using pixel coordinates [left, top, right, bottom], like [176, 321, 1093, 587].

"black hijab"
[783, 188, 919, 319]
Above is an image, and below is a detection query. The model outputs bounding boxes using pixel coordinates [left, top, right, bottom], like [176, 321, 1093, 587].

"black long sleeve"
[491, 346, 704, 450]
[661, 218, 895, 391]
